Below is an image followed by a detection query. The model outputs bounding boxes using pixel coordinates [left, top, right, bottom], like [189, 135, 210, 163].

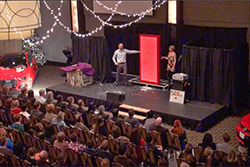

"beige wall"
[183, 1, 249, 28]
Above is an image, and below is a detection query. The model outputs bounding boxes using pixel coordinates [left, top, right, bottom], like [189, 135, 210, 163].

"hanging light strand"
[94, 0, 161, 17]
[43, 0, 122, 38]
[79, 0, 167, 29]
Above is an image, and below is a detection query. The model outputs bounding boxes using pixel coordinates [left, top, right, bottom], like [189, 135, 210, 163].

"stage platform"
[47, 83, 227, 132]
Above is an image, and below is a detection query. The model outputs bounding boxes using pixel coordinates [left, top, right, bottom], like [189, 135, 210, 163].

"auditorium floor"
[34, 65, 243, 148]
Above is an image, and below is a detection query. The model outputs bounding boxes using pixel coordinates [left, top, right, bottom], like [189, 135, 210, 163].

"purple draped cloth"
[60, 62, 95, 76]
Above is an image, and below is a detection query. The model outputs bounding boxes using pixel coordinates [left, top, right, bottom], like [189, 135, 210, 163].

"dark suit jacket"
[30, 110, 44, 119]
[95, 148, 114, 162]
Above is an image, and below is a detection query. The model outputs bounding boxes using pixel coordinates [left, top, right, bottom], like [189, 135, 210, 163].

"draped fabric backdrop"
[72, 36, 112, 80]
[181, 46, 233, 105]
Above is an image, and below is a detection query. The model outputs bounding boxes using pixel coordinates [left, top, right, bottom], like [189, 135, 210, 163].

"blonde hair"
[169, 45, 175, 51]
[46, 104, 55, 113]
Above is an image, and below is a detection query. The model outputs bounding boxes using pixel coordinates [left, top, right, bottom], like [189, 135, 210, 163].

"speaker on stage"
[106, 92, 125, 103]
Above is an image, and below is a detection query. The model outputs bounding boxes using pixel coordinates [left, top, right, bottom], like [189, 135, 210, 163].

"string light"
[43, 0, 122, 38]
[43, 0, 167, 38]
[94, 0, 161, 17]
[79, 0, 167, 28]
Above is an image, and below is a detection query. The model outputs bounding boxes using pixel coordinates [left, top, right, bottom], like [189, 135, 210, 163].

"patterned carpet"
[33, 65, 244, 148]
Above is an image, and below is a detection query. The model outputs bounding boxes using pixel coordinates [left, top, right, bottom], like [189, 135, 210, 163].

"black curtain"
[181, 46, 233, 105]
[104, 22, 170, 79]
[72, 36, 112, 80]
[180, 26, 249, 110]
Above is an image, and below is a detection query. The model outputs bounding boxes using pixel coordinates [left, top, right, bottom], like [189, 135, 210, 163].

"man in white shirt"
[112, 43, 140, 86]
[216, 132, 233, 154]
[35, 89, 46, 104]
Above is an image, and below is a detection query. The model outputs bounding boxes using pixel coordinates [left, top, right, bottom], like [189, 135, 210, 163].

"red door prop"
[139, 34, 160, 84]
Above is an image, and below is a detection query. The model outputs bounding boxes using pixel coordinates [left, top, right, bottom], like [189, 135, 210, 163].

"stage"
[47, 82, 227, 132]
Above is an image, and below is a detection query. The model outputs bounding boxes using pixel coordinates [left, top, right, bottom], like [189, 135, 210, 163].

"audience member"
[11, 114, 24, 132]
[143, 114, 158, 131]
[18, 87, 28, 101]
[27, 90, 36, 104]
[92, 116, 108, 136]
[10, 99, 22, 114]
[66, 96, 78, 112]
[198, 133, 216, 150]
[36, 89, 46, 104]
[0, 136, 13, 156]
[74, 113, 89, 131]
[171, 119, 187, 150]
[113, 146, 137, 166]
[30, 101, 44, 119]
[216, 132, 233, 154]
[95, 140, 114, 162]
[45, 91, 57, 104]
[54, 132, 69, 158]
[36, 150, 50, 166]
[0, 128, 13, 150]
[68, 134, 84, 153]
[52, 111, 66, 131]
[149, 117, 168, 134]
[44, 104, 56, 122]
[100, 158, 110, 167]
[0, 84, 10, 102]
[199, 146, 219, 166]
[26, 147, 37, 165]
[55, 95, 66, 109]
[124, 109, 140, 127]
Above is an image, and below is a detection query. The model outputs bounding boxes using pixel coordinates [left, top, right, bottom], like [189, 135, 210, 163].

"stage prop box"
[60, 63, 94, 88]
[139, 34, 160, 84]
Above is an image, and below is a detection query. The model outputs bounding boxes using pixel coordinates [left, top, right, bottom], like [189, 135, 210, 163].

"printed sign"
[169, 89, 185, 104]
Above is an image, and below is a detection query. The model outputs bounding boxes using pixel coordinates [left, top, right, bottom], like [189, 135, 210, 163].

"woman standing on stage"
[161, 45, 176, 84]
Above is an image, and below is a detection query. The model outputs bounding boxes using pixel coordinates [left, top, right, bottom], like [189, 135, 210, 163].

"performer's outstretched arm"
[124, 49, 140, 54]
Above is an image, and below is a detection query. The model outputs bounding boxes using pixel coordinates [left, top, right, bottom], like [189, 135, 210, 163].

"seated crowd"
[0, 84, 249, 167]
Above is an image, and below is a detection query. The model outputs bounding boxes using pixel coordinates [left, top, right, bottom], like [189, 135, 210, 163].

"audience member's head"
[180, 161, 190, 167]
[77, 99, 85, 108]
[223, 132, 231, 143]
[112, 125, 121, 138]
[57, 132, 66, 142]
[112, 108, 119, 117]
[101, 158, 110, 167]
[75, 114, 82, 123]
[27, 147, 37, 157]
[46, 103, 55, 113]
[172, 119, 184, 136]
[70, 134, 78, 143]
[39, 150, 48, 162]
[34, 123, 44, 132]
[56, 111, 65, 122]
[98, 105, 105, 115]
[33, 101, 41, 110]
[118, 146, 127, 156]
[28, 90, 34, 99]
[67, 96, 75, 105]
[47, 91, 54, 100]
[128, 109, 135, 118]
[20, 87, 28, 95]
[202, 133, 214, 146]
[11, 99, 20, 109]
[56, 95, 63, 102]
[39, 89, 46, 97]
[157, 158, 168, 167]
[2, 84, 9, 95]
[0, 128, 7, 138]
[0, 136, 6, 147]
[13, 114, 22, 123]
[155, 117, 162, 126]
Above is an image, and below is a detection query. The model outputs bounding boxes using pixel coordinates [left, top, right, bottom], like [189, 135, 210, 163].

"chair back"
[67, 148, 80, 164]
[64, 108, 75, 125]
[95, 157, 103, 167]
[106, 119, 115, 134]
[149, 131, 162, 146]
[124, 142, 138, 160]
[85, 131, 97, 148]
[121, 121, 132, 137]
[30, 115, 39, 128]
[0, 110, 10, 125]
[21, 132, 33, 148]
[10, 155, 22, 167]
[22, 160, 32, 167]
[86, 113, 95, 127]
[48, 145, 61, 162]
[109, 138, 120, 154]
[41, 140, 51, 151]
[139, 126, 147, 140]
[10, 129, 22, 143]
[193, 146, 204, 161]
[72, 127, 86, 144]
